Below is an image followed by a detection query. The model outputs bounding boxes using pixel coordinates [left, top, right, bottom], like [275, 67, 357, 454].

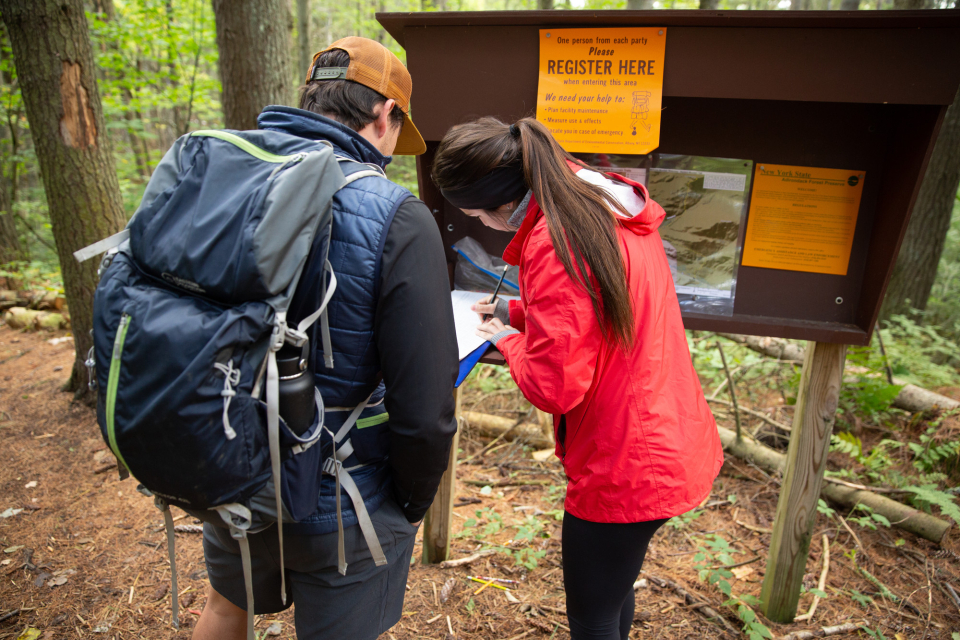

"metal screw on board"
[835, 297, 843, 305]
[659, 30, 664, 35]
[546, 32, 550, 37]
[447, 224, 454, 232]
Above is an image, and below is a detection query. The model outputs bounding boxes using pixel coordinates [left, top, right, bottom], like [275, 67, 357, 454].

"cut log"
[462, 411, 553, 450]
[719, 333, 959, 413]
[716, 425, 952, 543]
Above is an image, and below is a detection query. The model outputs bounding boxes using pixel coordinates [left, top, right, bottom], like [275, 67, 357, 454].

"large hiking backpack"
[75, 129, 388, 640]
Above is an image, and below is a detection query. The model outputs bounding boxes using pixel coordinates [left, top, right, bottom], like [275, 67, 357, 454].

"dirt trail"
[1, 325, 958, 640]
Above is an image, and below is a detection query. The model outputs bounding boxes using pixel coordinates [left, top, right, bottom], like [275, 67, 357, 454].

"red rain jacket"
[496, 169, 723, 523]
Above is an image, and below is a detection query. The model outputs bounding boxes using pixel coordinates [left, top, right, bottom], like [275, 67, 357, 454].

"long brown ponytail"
[433, 117, 634, 348]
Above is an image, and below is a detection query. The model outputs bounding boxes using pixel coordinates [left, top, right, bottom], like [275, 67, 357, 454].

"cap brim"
[394, 111, 426, 156]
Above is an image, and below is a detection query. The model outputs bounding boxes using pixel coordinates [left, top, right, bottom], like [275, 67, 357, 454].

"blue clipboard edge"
[456, 342, 492, 387]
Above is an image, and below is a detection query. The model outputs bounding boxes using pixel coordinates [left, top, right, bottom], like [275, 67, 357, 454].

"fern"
[831, 432, 862, 459]
[904, 484, 960, 526]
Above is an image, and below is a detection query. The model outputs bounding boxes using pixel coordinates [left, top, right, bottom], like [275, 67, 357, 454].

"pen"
[483, 266, 509, 322]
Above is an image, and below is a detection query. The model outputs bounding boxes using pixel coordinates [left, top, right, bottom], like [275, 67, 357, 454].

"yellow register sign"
[536, 28, 666, 154]
[741, 164, 866, 276]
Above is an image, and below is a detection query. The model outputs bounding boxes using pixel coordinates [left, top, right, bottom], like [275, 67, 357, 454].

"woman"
[432, 117, 723, 640]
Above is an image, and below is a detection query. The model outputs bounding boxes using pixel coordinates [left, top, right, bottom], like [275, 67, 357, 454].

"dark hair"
[432, 117, 634, 348]
[298, 49, 405, 133]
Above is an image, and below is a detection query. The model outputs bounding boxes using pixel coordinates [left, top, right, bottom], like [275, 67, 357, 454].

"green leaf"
[808, 589, 828, 598]
[718, 580, 732, 596]
[740, 594, 761, 606]
[738, 606, 756, 624]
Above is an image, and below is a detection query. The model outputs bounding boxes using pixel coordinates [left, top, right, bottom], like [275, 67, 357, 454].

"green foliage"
[908, 422, 960, 477]
[0, 260, 63, 293]
[860, 625, 889, 640]
[902, 484, 960, 527]
[927, 193, 960, 344]
[464, 364, 516, 394]
[816, 498, 836, 519]
[692, 534, 772, 640]
[848, 589, 874, 608]
[874, 314, 960, 389]
[665, 507, 703, 530]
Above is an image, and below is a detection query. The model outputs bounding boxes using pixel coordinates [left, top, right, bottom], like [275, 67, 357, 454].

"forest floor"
[1, 324, 959, 640]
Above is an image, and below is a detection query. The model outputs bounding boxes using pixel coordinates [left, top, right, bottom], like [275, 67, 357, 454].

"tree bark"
[538, 0, 555, 9]
[627, 0, 655, 8]
[0, 0, 126, 400]
[699, 0, 720, 8]
[839, 0, 860, 9]
[297, 0, 311, 82]
[893, 0, 930, 7]
[212, 0, 293, 131]
[881, 84, 960, 320]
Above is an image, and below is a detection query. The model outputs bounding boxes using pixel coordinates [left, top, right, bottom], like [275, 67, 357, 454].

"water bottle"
[276, 345, 315, 436]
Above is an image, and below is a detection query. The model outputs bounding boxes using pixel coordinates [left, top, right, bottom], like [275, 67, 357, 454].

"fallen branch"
[719, 333, 959, 413]
[462, 479, 552, 487]
[707, 397, 792, 432]
[715, 341, 743, 441]
[438, 549, 496, 569]
[735, 520, 772, 534]
[462, 411, 553, 450]
[794, 534, 829, 622]
[716, 425, 952, 543]
[643, 573, 739, 638]
[778, 622, 864, 640]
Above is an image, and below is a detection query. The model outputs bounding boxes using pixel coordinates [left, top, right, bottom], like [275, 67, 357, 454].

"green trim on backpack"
[106, 313, 132, 470]
[356, 413, 389, 429]
[191, 130, 300, 164]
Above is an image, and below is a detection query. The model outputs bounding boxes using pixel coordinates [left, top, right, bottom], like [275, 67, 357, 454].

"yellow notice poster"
[536, 27, 666, 154]
[741, 164, 865, 276]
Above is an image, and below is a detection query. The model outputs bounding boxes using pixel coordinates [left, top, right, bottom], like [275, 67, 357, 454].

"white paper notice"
[702, 172, 747, 192]
[451, 291, 490, 360]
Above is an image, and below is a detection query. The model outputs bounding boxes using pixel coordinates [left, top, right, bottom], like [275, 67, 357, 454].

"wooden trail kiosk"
[378, 10, 960, 623]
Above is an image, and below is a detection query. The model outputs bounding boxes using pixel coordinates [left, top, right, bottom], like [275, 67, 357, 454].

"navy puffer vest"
[258, 106, 411, 534]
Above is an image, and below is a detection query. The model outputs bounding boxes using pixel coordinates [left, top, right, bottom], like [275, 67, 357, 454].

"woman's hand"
[471, 295, 497, 321]
[476, 317, 510, 341]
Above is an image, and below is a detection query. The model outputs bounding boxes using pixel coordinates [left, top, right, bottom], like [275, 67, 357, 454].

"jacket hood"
[502, 167, 664, 266]
[591, 169, 665, 237]
[257, 105, 392, 169]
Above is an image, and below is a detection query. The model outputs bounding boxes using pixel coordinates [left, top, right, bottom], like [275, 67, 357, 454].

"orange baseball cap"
[307, 37, 426, 156]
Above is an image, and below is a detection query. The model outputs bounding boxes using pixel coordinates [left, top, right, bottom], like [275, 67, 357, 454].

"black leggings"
[562, 512, 666, 640]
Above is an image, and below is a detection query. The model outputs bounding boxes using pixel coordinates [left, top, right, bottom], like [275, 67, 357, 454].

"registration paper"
[536, 27, 666, 155]
[741, 164, 865, 276]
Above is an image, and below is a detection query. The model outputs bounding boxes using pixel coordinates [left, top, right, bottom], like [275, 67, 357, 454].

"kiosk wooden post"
[760, 341, 846, 623]
[422, 387, 461, 564]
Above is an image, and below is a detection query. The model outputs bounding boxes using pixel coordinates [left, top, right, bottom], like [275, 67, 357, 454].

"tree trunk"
[893, 0, 929, 7]
[297, 0, 311, 81]
[0, 27, 23, 266]
[881, 84, 960, 319]
[0, 0, 126, 401]
[538, 0, 555, 9]
[212, 0, 293, 131]
[839, 0, 860, 9]
[627, 0, 655, 8]
[699, 0, 720, 8]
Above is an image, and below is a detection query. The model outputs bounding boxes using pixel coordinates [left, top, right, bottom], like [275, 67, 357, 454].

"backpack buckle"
[284, 327, 309, 348]
[322, 457, 342, 475]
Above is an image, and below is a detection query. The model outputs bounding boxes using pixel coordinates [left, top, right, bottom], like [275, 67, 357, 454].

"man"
[193, 37, 459, 640]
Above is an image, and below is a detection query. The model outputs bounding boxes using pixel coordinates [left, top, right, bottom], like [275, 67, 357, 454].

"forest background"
[0, 1, 955, 430]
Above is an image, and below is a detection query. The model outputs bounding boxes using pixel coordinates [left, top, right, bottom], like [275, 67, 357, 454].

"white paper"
[452, 290, 489, 360]
[451, 290, 520, 360]
[702, 172, 747, 192]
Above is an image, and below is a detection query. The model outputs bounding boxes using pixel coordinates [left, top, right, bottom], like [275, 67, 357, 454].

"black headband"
[440, 164, 528, 210]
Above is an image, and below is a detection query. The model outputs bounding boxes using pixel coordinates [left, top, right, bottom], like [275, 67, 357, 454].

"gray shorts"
[203, 497, 417, 640]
